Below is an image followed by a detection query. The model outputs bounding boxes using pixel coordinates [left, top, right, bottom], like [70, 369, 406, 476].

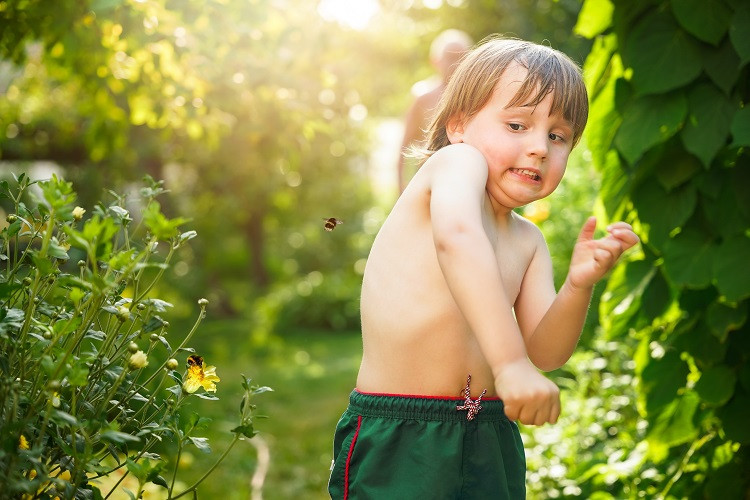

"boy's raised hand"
[567, 216, 639, 290]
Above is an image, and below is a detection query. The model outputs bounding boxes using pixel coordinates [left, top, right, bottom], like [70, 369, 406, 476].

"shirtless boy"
[329, 37, 639, 499]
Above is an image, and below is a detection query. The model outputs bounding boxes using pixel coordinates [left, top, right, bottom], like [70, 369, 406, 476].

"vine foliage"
[577, 0, 750, 496]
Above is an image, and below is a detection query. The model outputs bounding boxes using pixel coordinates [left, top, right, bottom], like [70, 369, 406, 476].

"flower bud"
[136, 303, 146, 310]
[72, 206, 86, 221]
[128, 342, 139, 353]
[43, 331, 53, 340]
[77, 260, 86, 268]
[162, 321, 170, 329]
[23, 277, 32, 286]
[47, 380, 61, 391]
[116, 305, 130, 322]
[6, 214, 18, 223]
[198, 298, 209, 307]
[128, 350, 148, 370]
[166, 358, 179, 370]
[150, 333, 159, 342]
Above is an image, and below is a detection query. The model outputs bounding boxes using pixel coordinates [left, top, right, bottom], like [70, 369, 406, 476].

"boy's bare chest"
[483, 219, 532, 304]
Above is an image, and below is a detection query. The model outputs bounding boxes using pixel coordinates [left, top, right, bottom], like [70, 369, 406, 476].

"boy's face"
[447, 62, 574, 211]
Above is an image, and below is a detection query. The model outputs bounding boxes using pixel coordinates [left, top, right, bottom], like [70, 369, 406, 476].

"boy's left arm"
[516, 216, 639, 371]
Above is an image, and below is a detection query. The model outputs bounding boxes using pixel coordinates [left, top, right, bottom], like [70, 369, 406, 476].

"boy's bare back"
[358, 146, 545, 398]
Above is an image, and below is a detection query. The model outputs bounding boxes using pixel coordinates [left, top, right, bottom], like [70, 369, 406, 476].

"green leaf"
[730, 106, 750, 147]
[231, 423, 257, 439]
[633, 181, 696, 249]
[641, 267, 672, 320]
[100, 430, 141, 445]
[187, 436, 211, 453]
[574, 0, 614, 38]
[662, 228, 716, 288]
[680, 83, 735, 167]
[672, 0, 732, 45]
[729, 5, 750, 65]
[641, 350, 690, 414]
[702, 38, 742, 95]
[717, 389, 750, 443]
[695, 365, 737, 405]
[706, 302, 747, 341]
[142, 201, 190, 240]
[714, 235, 750, 301]
[647, 390, 700, 448]
[622, 11, 703, 95]
[68, 364, 90, 387]
[599, 260, 655, 338]
[655, 152, 701, 192]
[614, 91, 687, 165]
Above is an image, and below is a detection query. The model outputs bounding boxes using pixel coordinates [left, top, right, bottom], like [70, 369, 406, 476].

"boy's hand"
[567, 216, 639, 290]
[495, 359, 560, 425]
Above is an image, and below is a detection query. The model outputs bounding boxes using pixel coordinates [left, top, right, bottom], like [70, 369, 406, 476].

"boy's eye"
[549, 132, 566, 142]
[508, 123, 523, 131]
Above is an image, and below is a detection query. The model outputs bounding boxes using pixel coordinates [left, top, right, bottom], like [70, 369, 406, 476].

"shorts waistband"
[347, 389, 508, 422]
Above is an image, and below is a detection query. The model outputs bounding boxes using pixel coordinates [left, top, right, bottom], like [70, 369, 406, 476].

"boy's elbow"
[529, 353, 566, 372]
[433, 222, 479, 256]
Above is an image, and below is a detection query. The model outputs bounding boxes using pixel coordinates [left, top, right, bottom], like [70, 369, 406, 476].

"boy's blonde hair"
[420, 37, 589, 163]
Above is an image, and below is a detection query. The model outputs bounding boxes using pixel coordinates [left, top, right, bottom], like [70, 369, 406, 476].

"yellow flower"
[128, 350, 149, 370]
[72, 206, 86, 221]
[51, 392, 61, 408]
[19, 435, 29, 450]
[183, 355, 220, 393]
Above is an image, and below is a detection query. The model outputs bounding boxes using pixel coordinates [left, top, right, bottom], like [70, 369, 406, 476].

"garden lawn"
[176, 319, 362, 500]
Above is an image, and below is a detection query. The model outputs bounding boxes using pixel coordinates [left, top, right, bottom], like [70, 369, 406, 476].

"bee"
[186, 354, 204, 368]
[323, 217, 343, 232]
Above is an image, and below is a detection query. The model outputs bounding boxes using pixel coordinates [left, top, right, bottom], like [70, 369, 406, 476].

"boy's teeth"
[514, 168, 539, 180]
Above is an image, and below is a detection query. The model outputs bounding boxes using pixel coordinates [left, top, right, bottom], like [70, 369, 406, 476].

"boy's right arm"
[427, 144, 560, 426]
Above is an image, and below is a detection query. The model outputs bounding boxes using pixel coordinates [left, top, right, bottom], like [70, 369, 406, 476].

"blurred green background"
[2, 0, 748, 498]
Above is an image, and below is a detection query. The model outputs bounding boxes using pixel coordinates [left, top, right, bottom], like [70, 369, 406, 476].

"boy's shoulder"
[427, 143, 487, 165]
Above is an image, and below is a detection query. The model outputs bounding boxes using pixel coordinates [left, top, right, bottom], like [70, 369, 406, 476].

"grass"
[173, 319, 362, 500]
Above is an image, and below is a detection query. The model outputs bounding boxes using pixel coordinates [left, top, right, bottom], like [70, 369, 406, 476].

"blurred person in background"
[396, 29, 473, 194]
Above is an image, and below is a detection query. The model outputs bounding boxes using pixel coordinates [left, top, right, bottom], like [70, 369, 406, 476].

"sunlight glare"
[317, 0, 380, 30]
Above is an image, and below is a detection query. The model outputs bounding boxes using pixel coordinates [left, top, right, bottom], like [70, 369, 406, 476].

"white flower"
[128, 350, 149, 370]
[72, 206, 86, 221]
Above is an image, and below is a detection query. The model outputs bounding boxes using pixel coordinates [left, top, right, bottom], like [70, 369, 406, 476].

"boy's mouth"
[510, 168, 541, 181]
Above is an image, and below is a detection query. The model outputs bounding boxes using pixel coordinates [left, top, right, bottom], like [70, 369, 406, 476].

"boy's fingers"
[577, 216, 597, 243]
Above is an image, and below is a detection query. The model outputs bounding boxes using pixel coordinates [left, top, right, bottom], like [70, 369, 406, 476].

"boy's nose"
[526, 132, 548, 158]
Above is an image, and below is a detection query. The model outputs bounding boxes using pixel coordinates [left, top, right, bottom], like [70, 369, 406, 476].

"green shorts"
[328, 390, 526, 499]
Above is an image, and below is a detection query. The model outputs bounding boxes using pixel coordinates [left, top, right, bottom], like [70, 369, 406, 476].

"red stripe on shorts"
[343, 415, 362, 500]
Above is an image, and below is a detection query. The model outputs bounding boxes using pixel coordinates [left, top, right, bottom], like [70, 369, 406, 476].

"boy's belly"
[356, 329, 498, 398]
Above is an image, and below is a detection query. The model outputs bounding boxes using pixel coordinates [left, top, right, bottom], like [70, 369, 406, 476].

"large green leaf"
[714, 235, 750, 301]
[587, 73, 622, 168]
[599, 259, 655, 337]
[582, 33, 619, 99]
[702, 38, 742, 95]
[729, 5, 750, 65]
[680, 83, 735, 167]
[706, 301, 748, 341]
[672, 0, 732, 45]
[717, 389, 750, 444]
[614, 91, 687, 165]
[695, 365, 737, 406]
[730, 106, 750, 147]
[641, 350, 690, 414]
[647, 391, 700, 450]
[622, 11, 703, 95]
[574, 0, 614, 38]
[662, 228, 716, 288]
[633, 181, 696, 249]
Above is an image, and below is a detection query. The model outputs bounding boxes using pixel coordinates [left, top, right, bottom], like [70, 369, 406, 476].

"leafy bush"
[0, 174, 269, 499]
[571, 0, 750, 497]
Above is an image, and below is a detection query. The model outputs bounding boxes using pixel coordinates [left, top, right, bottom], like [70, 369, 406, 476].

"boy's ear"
[446, 114, 465, 143]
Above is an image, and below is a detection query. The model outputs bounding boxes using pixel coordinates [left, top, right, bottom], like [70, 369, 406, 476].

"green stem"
[170, 435, 241, 499]
[657, 432, 715, 500]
